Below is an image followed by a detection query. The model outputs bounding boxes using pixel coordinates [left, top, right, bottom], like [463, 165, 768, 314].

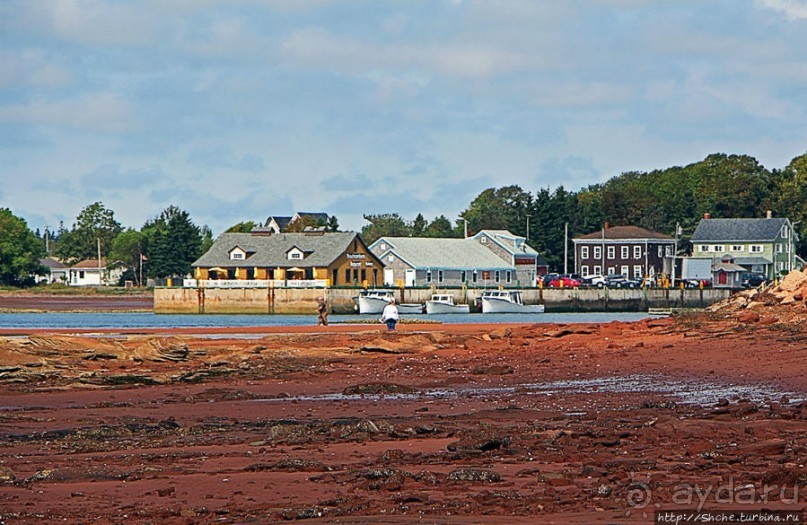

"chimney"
[766, 210, 772, 219]
[604, 221, 609, 230]
[704, 213, 711, 219]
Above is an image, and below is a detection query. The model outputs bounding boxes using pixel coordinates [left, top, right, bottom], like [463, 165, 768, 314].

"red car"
[548, 277, 581, 288]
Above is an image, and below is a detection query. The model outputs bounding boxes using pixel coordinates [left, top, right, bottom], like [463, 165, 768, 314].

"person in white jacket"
[380, 298, 399, 331]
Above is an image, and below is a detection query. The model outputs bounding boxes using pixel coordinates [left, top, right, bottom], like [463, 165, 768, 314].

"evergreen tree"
[143, 206, 205, 279]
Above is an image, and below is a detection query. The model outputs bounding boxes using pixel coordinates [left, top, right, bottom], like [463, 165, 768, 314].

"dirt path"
[1, 312, 806, 523]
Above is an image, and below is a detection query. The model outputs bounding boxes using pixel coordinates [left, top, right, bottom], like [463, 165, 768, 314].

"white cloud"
[0, 93, 135, 133]
[756, 0, 807, 19]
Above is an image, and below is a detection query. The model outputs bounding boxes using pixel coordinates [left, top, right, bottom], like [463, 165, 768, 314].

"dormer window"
[480, 237, 487, 243]
[287, 247, 305, 260]
[229, 247, 247, 261]
[380, 243, 387, 251]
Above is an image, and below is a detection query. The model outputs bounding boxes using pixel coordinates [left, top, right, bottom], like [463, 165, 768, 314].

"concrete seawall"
[154, 287, 732, 314]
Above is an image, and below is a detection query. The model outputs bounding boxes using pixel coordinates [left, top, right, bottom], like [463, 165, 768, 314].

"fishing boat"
[355, 289, 423, 314]
[480, 290, 544, 314]
[425, 294, 470, 314]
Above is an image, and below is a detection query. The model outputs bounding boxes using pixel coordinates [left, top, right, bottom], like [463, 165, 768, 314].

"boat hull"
[425, 301, 470, 314]
[357, 296, 422, 314]
[481, 298, 545, 314]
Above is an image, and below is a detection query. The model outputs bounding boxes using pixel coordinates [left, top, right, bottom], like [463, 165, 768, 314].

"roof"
[264, 216, 292, 229]
[72, 259, 107, 269]
[295, 212, 329, 222]
[473, 230, 541, 256]
[372, 237, 513, 270]
[40, 257, 68, 269]
[574, 225, 673, 241]
[691, 218, 789, 242]
[193, 231, 365, 268]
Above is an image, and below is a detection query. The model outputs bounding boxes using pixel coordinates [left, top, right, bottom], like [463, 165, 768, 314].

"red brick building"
[572, 225, 675, 279]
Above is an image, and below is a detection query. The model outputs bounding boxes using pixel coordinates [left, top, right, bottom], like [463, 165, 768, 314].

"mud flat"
[0, 292, 152, 312]
[0, 304, 806, 523]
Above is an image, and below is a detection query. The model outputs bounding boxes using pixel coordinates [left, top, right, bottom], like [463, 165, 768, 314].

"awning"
[286, 267, 305, 272]
[208, 267, 228, 272]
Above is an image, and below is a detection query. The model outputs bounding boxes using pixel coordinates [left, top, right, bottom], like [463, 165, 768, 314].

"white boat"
[355, 289, 423, 314]
[425, 294, 470, 314]
[480, 290, 545, 314]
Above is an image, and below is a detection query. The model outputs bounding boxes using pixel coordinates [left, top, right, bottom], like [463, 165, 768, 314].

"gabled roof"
[473, 230, 541, 256]
[691, 218, 789, 243]
[372, 237, 513, 270]
[264, 216, 292, 229]
[574, 225, 673, 241]
[193, 231, 367, 268]
[294, 212, 329, 223]
[72, 259, 107, 269]
[40, 257, 68, 269]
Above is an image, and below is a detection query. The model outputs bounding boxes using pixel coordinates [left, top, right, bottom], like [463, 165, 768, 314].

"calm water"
[0, 312, 655, 330]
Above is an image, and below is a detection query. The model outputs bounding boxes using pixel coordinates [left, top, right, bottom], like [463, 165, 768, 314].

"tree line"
[361, 152, 807, 270]
[2, 151, 806, 286]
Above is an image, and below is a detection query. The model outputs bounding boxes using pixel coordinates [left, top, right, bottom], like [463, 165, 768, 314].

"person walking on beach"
[316, 296, 329, 326]
[380, 298, 399, 331]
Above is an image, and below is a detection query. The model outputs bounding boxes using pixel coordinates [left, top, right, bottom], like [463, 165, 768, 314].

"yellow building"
[192, 230, 384, 286]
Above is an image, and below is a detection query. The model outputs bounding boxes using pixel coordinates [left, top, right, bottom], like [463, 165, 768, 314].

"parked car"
[548, 276, 581, 288]
[683, 278, 712, 289]
[606, 275, 640, 288]
[582, 274, 607, 288]
[741, 272, 767, 288]
[540, 273, 560, 286]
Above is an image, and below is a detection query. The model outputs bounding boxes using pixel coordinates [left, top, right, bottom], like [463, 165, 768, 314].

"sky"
[3, 0, 807, 236]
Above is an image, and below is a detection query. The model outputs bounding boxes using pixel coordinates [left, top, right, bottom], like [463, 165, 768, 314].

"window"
[621, 246, 629, 258]
[665, 246, 672, 256]
[776, 243, 783, 253]
[480, 236, 487, 243]
[594, 265, 602, 275]
[621, 265, 629, 276]
[437, 270, 444, 283]
[700, 245, 710, 253]
[289, 252, 302, 260]
[750, 245, 763, 253]
[582, 265, 589, 276]
[506, 271, 511, 284]
[657, 246, 663, 257]
[594, 246, 602, 259]
[607, 246, 615, 259]
[460, 270, 466, 282]
[731, 245, 744, 252]
[607, 267, 616, 275]
[426, 271, 432, 283]
[472, 271, 478, 283]
[581, 246, 589, 259]
[495, 271, 500, 283]
[633, 246, 641, 259]
[783, 226, 789, 238]
[388, 255, 395, 263]
[379, 243, 386, 251]
[634, 265, 643, 278]
[79, 271, 85, 279]
[345, 269, 351, 282]
[231, 252, 244, 260]
[712, 245, 724, 252]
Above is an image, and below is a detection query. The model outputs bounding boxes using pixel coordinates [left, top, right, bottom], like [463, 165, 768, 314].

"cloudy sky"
[3, 0, 807, 235]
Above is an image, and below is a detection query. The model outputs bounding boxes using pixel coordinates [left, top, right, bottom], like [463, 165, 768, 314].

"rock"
[778, 270, 807, 293]
[0, 466, 15, 482]
[780, 296, 796, 305]
[737, 311, 760, 323]
[746, 301, 765, 310]
[447, 469, 501, 482]
[760, 316, 779, 325]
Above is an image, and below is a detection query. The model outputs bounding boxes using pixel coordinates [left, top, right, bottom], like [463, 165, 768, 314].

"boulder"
[778, 270, 807, 293]
[737, 311, 760, 323]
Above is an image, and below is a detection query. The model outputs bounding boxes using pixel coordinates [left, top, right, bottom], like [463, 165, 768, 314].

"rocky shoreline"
[0, 275, 806, 523]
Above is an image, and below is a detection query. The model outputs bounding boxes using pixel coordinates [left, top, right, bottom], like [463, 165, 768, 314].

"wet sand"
[1, 308, 807, 523]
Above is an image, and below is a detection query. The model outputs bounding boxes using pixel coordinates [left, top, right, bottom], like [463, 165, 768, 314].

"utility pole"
[564, 222, 568, 275]
[44, 226, 50, 255]
[97, 238, 102, 286]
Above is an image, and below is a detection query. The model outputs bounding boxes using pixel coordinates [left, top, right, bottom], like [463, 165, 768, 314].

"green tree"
[461, 185, 532, 235]
[360, 213, 412, 244]
[54, 202, 122, 264]
[423, 215, 458, 238]
[326, 215, 340, 232]
[143, 206, 205, 279]
[225, 221, 258, 233]
[109, 229, 145, 285]
[412, 213, 427, 236]
[0, 208, 46, 286]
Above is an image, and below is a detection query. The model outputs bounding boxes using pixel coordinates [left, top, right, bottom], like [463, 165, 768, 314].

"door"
[718, 271, 727, 285]
[405, 269, 416, 287]
[383, 269, 394, 286]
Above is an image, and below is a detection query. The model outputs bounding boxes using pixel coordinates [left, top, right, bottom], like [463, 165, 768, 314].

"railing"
[183, 279, 328, 288]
